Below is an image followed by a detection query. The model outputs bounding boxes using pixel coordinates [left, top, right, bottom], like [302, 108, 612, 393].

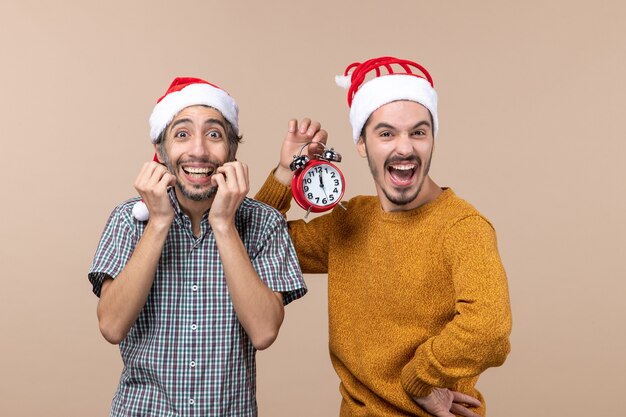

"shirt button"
[191, 324, 197, 331]
[192, 284, 198, 292]
[189, 398, 195, 405]
[190, 360, 196, 368]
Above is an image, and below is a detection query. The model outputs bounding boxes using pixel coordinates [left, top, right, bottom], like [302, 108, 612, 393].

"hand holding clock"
[274, 118, 328, 186]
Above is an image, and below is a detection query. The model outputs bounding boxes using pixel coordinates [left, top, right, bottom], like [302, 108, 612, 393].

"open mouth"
[182, 166, 214, 179]
[387, 162, 417, 186]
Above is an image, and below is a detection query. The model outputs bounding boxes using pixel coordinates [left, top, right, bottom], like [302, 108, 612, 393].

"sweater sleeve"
[255, 171, 333, 274]
[400, 215, 512, 397]
[254, 169, 294, 216]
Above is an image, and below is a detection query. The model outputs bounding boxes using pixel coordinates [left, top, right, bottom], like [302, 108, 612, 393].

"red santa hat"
[148, 76, 239, 142]
[335, 56, 438, 143]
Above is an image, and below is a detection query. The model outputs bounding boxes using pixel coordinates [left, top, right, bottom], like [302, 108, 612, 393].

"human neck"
[174, 187, 213, 237]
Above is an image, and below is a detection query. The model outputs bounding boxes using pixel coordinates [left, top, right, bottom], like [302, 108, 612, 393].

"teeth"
[389, 164, 415, 171]
[184, 167, 211, 174]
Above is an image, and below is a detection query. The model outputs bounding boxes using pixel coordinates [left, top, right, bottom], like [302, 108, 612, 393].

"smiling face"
[357, 100, 441, 212]
[156, 105, 231, 208]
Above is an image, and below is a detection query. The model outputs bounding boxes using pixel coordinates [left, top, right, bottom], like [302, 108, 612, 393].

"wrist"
[146, 215, 173, 234]
[210, 220, 237, 238]
[274, 164, 293, 186]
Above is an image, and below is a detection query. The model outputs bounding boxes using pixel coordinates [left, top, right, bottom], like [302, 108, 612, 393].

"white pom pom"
[132, 201, 150, 221]
[335, 75, 351, 89]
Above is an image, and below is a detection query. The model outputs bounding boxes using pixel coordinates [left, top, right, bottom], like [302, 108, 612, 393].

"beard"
[161, 152, 221, 202]
[366, 151, 432, 207]
[177, 179, 218, 201]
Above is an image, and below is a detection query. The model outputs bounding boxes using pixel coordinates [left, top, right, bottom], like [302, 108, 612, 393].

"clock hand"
[318, 172, 330, 199]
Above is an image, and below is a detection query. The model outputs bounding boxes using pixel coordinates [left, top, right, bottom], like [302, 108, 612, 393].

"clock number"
[329, 195, 335, 201]
[307, 192, 313, 199]
[304, 185, 309, 192]
[330, 172, 336, 178]
[334, 179, 339, 186]
[305, 177, 312, 184]
[333, 187, 338, 193]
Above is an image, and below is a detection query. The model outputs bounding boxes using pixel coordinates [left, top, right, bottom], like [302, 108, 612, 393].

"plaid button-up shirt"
[88, 190, 306, 417]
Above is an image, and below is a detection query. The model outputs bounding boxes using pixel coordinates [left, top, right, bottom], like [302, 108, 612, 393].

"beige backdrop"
[1, 1, 624, 416]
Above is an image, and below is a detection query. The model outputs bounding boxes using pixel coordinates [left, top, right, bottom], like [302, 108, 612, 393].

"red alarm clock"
[290, 143, 346, 216]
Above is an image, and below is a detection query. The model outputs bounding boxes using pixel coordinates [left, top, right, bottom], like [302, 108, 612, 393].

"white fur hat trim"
[349, 74, 438, 143]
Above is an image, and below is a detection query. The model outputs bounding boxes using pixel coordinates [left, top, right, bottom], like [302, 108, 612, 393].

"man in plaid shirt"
[88, 77, 324, 416]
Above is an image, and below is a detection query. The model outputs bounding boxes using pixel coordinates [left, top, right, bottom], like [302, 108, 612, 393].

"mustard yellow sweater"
[256, 174, 512, 417]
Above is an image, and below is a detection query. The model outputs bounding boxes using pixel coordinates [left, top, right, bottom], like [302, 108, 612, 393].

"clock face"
[300, 162, 344, 208]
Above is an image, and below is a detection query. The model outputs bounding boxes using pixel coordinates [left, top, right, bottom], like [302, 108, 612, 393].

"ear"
[356, 137, 367, 158]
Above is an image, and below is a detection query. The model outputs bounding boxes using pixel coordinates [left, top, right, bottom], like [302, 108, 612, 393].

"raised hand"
[275, 118, 328, 185]
[208, 161, 249, 230]
[134, 161, 176, 227]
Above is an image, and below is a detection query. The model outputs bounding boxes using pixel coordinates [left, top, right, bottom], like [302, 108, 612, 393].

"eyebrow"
[168, 117, 227, 132]
[373, 120, 432, 131]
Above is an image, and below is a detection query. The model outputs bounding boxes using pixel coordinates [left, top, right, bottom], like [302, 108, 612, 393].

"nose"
[395, 133, 413, 156]
[188, 134, 209, 158]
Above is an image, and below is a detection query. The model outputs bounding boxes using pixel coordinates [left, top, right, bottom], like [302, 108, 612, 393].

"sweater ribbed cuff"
[400, 362, 434, 398]
[255, 169, 293, 214]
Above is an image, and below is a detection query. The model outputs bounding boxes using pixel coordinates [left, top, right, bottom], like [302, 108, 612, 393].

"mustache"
[384, 155, 421, 169]
[173, 158, 222, 169]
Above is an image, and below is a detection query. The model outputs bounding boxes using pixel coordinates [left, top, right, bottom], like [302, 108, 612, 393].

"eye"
[207, 129, 223, 140]
[174, 130, 189, 140]
[378, 131, 392, 138]
[412, 130, 426, 137]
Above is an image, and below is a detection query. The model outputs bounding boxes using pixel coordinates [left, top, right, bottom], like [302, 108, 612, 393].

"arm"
[255, 171, 335, 274]
[401, 216, 512, 397]
[210, 161, 284, 350]
[96, 161, 175, 344]
[254, 118, 333, 273]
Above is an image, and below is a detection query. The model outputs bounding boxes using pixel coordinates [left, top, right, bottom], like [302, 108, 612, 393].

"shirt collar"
[167, 187, 210, 236]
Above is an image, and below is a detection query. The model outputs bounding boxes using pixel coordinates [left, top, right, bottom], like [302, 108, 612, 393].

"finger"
[146, 164, 170, 189]
[309, 129, 328, 155]
[158, 172, 176, 189]
[288, 119, 297, 133]
[450, 403, 481, 417]
[306, 120, 321, 137]
[216, 164, 237, 190]
[307, 139, 325, 157]
[233, 161, 249, 193]
[223, 161, 246, 186]
[298, 118, 311, 134]
[312, 128, 328, 144]
[166, 172, 177, 187]
[135, 161, 160, 191]
[231, 162, 249, 193]
[451, 391, 481, 408]
[211, 171, 226, 190]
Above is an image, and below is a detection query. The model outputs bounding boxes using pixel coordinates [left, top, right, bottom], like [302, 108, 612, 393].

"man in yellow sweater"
[256, 56, 512, 417]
